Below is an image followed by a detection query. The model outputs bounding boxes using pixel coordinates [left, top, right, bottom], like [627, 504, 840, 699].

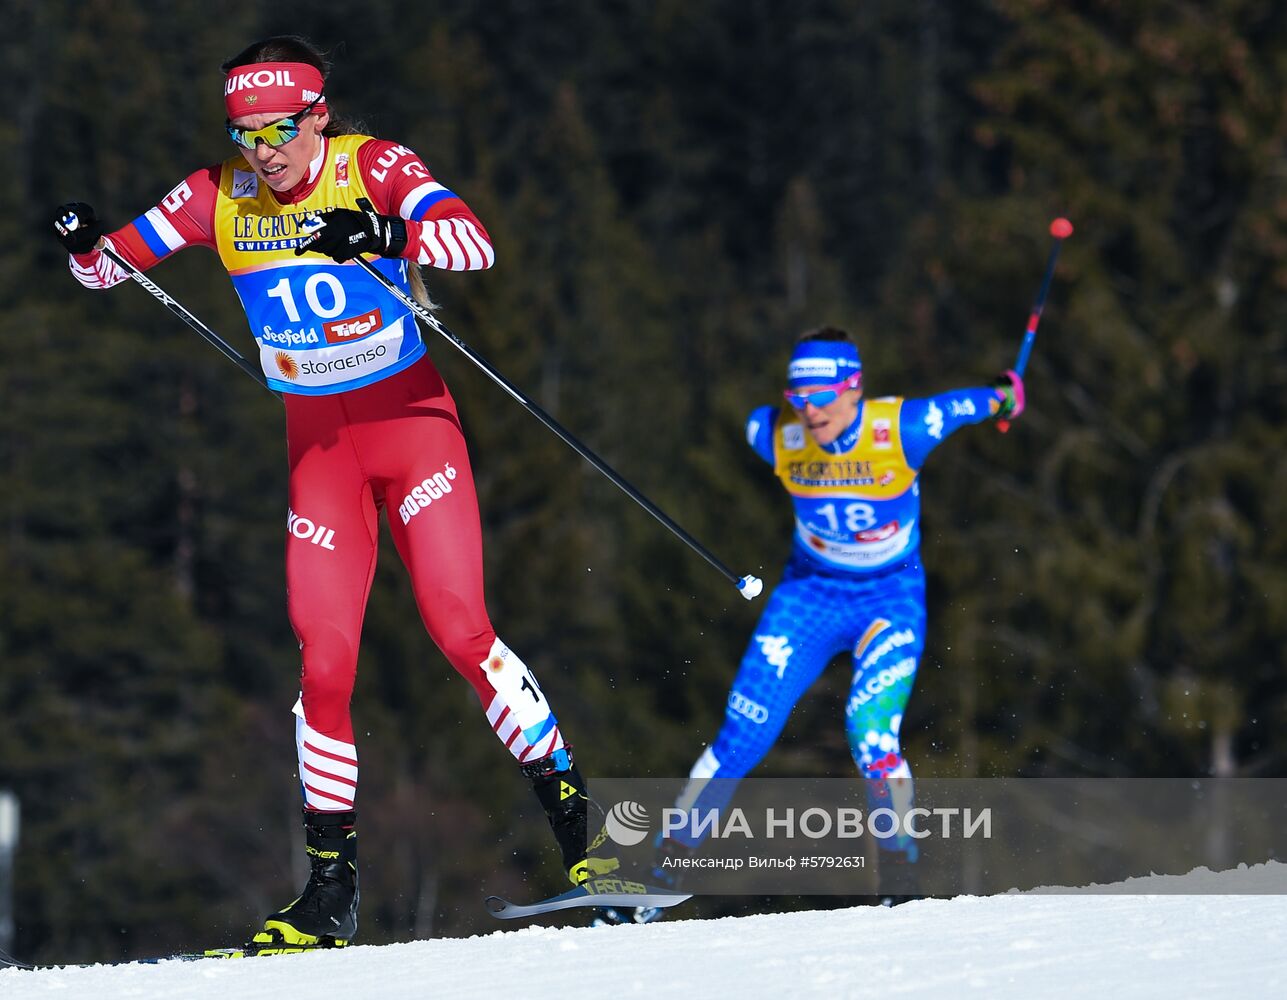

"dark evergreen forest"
[1, 0, 1282, 961]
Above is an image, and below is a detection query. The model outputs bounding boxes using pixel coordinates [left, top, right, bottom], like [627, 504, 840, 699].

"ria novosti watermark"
[590, 778, 1287, 896]
[606, 800, 990, 845]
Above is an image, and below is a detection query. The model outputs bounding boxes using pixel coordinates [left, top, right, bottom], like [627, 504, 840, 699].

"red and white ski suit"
[67, 134, 569, 811]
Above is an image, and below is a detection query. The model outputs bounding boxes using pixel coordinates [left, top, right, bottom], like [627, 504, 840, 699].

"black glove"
[53, 202, 104, 255]
[295, 196, 408, 262]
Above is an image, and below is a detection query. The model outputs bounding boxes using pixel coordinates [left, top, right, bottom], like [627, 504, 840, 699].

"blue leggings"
[676, 553, 926, 855]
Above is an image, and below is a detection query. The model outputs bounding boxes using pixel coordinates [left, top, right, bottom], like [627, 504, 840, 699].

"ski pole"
[352, 256, 764, 601]
[998, 217, 1073, 432]
[96, 242, 282, 401]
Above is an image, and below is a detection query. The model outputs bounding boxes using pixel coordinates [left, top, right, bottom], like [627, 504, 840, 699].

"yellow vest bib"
[213, 134, 423, 395]
[772, 398, 922, 570]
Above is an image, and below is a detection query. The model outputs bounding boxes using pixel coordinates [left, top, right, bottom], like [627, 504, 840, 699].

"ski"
[0, 941, 346, 971]
[485, 875, 690, 920]
[0, 952, 209, 971]
[192, 942, 347, 959]
[0, 948, 33, 970]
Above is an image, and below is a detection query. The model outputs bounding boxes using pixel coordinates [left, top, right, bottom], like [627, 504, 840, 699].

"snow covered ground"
[4, 863, 1287, 999]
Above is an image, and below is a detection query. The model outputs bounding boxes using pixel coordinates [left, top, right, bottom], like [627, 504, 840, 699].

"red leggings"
[283, 358, 565, 811]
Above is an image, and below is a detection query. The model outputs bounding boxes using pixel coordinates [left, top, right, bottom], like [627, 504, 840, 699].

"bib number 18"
[815, 501, 877, 533]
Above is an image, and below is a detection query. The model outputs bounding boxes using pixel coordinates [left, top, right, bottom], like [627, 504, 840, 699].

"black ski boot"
[522, 752, 618, 885]
[877, 849, 924, 908]
[256, 810, 359, 948]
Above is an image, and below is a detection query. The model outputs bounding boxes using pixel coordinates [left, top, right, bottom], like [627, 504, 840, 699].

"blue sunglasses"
[783, 372, 862, 409]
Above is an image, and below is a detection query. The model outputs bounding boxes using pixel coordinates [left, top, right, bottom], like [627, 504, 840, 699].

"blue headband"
[786, 339, 862, 388]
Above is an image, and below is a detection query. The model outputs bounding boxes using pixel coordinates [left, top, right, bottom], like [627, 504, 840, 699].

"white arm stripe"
[67, 237, 129, 289]
[143, 207, 185, 252]
[457, 219, 493, 267]
[415, 219, 494, 270]
[420, 223, 453, 269]
[446, 220, 472, 270]
[399, 181, 445, 220]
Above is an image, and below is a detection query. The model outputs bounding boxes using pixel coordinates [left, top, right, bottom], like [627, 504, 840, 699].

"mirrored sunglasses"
[783, 372, 862, 409]
[226, 94, 323, 151]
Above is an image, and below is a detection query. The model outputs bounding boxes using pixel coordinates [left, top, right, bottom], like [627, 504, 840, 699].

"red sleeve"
[356, 139, 495, 271]
[67, 166, 220, 287]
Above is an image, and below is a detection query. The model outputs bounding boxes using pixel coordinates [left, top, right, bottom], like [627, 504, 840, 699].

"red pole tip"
[1050, 218, 1074, 239]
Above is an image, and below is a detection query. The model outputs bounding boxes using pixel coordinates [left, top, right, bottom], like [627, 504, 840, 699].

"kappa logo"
[755, 634, 795, 676]
[924, 400, 944, 440]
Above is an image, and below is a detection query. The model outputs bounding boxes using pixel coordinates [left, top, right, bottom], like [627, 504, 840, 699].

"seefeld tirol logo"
[605, 800, 651, 846]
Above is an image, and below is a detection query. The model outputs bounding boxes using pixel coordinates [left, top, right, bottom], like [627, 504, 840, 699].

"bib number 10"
[266, 273, 347, 321]
[815, 502, 877, 533]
